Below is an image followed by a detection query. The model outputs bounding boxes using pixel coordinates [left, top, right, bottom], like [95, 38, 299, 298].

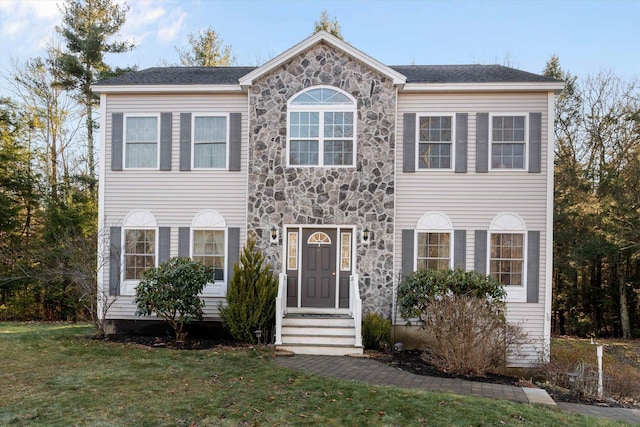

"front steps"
[277, 314, 363, 356]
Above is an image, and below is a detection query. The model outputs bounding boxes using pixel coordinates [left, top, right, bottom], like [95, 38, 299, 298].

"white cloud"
[0, 0, 62, 40]
[156, 9, 187, 44]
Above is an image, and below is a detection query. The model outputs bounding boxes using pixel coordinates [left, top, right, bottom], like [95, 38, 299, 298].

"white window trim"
[489, 112, 528, 171]
[190, 210, 227, 297]
[121, 210, 158, 296]
[191, 113, 230, 170]
[286, 86, 357, 168]
[414, 212, 454, 271]
[487, 212, 528, 302]
[123, 113, 161, 170]
[415, 113, 455, 171]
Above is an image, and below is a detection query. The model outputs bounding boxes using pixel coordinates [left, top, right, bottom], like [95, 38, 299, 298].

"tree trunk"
[619, 255, 631, 339]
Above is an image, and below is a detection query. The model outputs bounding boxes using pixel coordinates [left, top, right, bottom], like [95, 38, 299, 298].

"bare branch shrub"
[417, 294, 525, 376]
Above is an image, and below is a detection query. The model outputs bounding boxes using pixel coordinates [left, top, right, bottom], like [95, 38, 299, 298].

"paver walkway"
[276, 355, 640, 425]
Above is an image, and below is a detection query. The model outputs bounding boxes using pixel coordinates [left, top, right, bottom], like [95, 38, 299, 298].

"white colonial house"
[93, 31, 563, 365]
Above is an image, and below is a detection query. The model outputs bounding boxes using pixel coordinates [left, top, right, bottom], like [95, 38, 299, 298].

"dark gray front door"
[301, 229, 337, 307]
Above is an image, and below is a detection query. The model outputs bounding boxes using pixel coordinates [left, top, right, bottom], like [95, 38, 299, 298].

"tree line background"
[0, 1, 638, 338]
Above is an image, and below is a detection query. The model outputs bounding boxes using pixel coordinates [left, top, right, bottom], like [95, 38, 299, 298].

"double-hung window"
[124, 229, 156, 281]
[490, 114, 526, 169]
[489, 233, 524, 286]
[288, 87, 356, 167]
[418, 115, 453, 169]
[125, 115, 159, 168]
[415, 212, 453, 271]
[193, 115, 228, 169]
[192, 229, 225, 282]
[416, 232, 451, 270]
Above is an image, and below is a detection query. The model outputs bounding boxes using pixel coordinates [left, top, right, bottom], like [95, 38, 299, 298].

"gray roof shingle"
[390, 64, 557, 83]
[95, 66, 257, 86]
[95, 64, 557, 86]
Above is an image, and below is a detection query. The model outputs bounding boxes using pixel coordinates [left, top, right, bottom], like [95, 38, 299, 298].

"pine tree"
[219, 238, 278, 343]
[56, 0, 135, 189]
[313, 10, 343, 40]
[175, 27, 236, 67]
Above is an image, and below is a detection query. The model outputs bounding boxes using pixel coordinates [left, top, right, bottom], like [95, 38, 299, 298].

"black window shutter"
[227, 228, 240, 284]
[529, 112, 542, 173]
[178, 227, 190, 257]
[109, 227, 121, 296]
[159, 227, 170, 263]
[527, 231, 540, 303]
[453, 230, 466, 269]
[455, 113, 468, 173]
[111, 113, 123, 171]
[401, 229, 414, 276]
[403, 113, 416, 173]
[160, 113, 172, 171]
[474, 230, 487, 274]
[476, 113, 489, 173]
[229, 113, 241, 171]
[180, 113, 192, 171]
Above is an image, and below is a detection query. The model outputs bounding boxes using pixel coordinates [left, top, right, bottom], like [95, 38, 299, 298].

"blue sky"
[0, 0, 638, 87]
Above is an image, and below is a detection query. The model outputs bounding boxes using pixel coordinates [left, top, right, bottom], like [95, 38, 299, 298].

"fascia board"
[239, 31, 407, 87]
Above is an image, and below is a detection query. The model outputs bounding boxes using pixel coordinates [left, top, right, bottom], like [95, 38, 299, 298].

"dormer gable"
[238, 31, 407, 88]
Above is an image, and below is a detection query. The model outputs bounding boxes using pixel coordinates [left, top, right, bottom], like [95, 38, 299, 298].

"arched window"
[287, 86, 356, 167]
[191, 210, 227, 290]
[415, 212, 453, 271]
[122, 210, 158, 292]
[488, 213, 526, 287]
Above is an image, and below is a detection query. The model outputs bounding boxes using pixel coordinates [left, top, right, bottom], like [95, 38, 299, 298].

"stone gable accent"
[248, 42, 396, 317]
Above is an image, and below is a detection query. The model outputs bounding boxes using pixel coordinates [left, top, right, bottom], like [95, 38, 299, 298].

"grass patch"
[0, 322, 629, 426]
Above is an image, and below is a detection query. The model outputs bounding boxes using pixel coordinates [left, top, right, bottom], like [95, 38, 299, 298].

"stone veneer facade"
[247, 42, 397, 316]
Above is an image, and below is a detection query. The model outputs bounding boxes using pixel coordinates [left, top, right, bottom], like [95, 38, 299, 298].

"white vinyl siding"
[101, 94, 248, 320]
[395, 92, 551, 366]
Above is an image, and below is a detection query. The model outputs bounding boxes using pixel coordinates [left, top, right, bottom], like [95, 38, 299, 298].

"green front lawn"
[0, 323, 625, 426]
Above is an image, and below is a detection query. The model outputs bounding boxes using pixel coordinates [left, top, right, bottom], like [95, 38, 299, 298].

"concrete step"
[281, 325, 355, 337]
[277, 343, 363, 356]
[281, 333, 356, 346]
[282, 316, 354, 328]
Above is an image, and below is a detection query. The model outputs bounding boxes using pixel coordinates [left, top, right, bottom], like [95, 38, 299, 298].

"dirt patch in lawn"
[98, 333, 247, 350]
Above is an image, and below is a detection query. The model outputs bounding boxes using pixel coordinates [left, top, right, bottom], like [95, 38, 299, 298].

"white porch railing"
[275, 272, 287, 345]
[350, 273, 362, 347]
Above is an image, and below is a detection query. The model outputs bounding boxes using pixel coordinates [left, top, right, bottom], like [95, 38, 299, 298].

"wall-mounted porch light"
[361, 227, 371, 245]
[270, 226, 279, 244]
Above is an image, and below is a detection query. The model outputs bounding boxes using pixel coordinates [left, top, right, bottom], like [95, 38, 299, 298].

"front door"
[301, 229, 337, 307]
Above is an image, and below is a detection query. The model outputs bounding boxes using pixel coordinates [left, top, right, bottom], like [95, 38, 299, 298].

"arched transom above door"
[307, 231, 332, 244]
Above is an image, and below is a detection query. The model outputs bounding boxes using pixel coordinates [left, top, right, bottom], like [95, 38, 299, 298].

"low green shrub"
[362, 312, 392, 350]
[134, 257, 211, 342]
[219, 237, 278, 343]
